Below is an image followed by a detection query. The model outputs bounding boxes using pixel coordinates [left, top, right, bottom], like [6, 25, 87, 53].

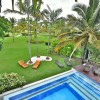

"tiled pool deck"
[74, 64, 100, 83]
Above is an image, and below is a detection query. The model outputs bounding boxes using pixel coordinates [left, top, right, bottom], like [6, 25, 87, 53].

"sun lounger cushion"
[18, 60, 28, 68]
[64, 58, 72, 66]
[55, 60, 64, 68]
[33, 60, 40, 69]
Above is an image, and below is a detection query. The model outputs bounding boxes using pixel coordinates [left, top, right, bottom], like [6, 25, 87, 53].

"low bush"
[0, 73, 26, 94]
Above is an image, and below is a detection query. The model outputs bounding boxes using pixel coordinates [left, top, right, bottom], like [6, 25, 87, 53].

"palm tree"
[4, 0, 42, 63]
[9, 17, 16, 42]
[0, 0, 42, 12]
[55, 0, 100, 62]
[30, 10, 44, 56]
[41, 5, 62, 54]
[0, 0, 1, 12]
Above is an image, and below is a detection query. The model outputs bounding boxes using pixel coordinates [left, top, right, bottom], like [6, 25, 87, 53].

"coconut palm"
[9, 17, 16, 42]
[4, 0, 42, 63]
[0, 0, 20, 12]
[55, 0, 100, 62]
[41, 5, 62, 54]
[0, 0, 42, 12]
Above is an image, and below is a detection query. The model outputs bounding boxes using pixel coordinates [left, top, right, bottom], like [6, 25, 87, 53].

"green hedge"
[0, 73, 26, 93]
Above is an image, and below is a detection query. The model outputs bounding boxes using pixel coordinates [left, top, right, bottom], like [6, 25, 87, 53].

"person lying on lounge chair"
[32, 60, 40, 69]
[18, 60, 28, 68]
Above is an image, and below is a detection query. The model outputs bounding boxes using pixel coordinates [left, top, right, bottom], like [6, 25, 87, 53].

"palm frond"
[86, 0, 94, 22]
[47, 4, 52, 13]
[94, 23, 100, 31]
[67, 15, 87, 30]
[69, 38, 85, 60]
[58, 32, 75, 39]
[88, 34, 97, 43]
[86, 0, 100, 23]
[3, 9, 24, 15]
[88, 2, 100, 26]
[72, 3, 87, 19]
[54, 8, 62, 19]
[42, 9, 49, 15]
[92, 40, 100, 51]
[93, 0, 100, 11]
[54, 39, 73, 52]
[93, 9, 100, 25]
[73, 34, 85, 43]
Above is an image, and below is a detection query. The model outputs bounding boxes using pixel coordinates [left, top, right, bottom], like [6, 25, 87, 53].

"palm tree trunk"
[82, 42, 88, 63]
[27, 12, 32, 63]
[35, 18, 39, 56]
[12, 33, 15, 42]
[82, 33, 89, 63]
[47, 23, 51, 54]
[0, 0, 1, 12]
[12, 0, 14, 10]
[48, 31, 51, 54]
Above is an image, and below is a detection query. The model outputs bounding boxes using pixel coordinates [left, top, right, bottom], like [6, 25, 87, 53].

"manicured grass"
[0, 36, 77, 84]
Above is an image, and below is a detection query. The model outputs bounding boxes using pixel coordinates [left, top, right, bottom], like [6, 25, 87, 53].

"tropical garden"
[0, 0, 100, 93]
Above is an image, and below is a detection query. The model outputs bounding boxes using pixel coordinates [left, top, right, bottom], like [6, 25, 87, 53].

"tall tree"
[0, 16, 11, 50]
[4, 0, 42, 63]
[12, 0, 14, 10]
[55, 0, 100, 62]
[9, 17, 16, 42]
[42, 5, 62, 54]
[0, 0, 1, 12]
[0, 0, 77, 13]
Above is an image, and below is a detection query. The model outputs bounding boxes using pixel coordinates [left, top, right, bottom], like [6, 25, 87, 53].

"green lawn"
[0, 36, 79, 84]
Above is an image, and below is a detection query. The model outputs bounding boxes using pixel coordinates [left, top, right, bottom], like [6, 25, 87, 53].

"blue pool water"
[4, 71, 100, 100]
[28, 83, 83, 100]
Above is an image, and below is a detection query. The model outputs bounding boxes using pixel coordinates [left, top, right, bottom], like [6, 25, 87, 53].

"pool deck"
[74, 64, 100, 84]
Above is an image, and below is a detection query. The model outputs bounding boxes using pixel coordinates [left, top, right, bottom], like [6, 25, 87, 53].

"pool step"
[66, 79, 90, 100]
[73, 74, 100, 96]
[67, 78, 100, 100]
[75, 73, 100, 94]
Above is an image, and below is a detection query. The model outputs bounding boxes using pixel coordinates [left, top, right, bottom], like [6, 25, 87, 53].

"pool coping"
[0, 68, 76, 100]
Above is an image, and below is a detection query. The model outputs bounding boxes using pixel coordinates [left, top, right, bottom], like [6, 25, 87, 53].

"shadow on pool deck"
[74, 64, 100, 84]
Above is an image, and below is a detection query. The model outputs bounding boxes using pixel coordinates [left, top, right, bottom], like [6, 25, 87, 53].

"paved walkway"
[74, 64, 100, 84]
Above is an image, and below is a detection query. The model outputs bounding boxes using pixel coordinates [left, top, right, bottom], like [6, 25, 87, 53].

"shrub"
[51, 38, 58, 48]
[0, 73, 26, 94]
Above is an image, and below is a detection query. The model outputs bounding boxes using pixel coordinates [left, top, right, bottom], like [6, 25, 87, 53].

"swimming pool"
[3, 69, 100, 100]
